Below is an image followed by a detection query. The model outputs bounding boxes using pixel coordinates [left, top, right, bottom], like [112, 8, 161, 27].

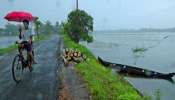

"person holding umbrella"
[4, 11, 36, 71]
[18, 20, 34, 71]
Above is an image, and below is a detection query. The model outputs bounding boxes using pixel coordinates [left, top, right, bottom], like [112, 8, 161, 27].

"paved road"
[0, 34, 59, 100]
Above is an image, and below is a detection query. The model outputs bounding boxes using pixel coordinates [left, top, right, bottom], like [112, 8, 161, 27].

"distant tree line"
[39, 20, 60, 35]
[0, 23, 18, 36]
[0, 20, 60, 36]
[95, 28, 175, 33]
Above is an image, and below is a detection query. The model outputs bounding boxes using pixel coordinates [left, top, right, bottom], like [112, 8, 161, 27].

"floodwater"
[0, 36, 17, 48]
[83, 32, 175, 100]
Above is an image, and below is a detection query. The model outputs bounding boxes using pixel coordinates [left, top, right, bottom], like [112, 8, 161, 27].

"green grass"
[155, 89, 161, 100]
[61, 32, 144, 100]
[0, 34, 51, 56]
[0, 44, 18, 55]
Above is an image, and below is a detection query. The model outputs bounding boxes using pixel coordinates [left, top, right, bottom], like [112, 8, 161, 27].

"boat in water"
[98, 57, 175, 83]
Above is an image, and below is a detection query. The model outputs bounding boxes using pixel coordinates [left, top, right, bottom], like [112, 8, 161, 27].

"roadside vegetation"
[0, 23, 18, 36]
[155, 89, 161, 100]
[61, 9, 93, 43]
[0, 44, 17, 55]
[59, 9, 146, 100]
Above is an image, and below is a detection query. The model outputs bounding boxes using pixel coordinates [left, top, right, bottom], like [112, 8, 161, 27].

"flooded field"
[0, 36, 17, 48]
[83, 32, 175, 100]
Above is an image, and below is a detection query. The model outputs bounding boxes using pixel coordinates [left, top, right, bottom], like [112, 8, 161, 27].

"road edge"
[56, 37, 90, 100]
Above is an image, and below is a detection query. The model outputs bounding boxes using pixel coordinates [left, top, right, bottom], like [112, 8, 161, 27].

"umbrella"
[4, 11, 34, 22]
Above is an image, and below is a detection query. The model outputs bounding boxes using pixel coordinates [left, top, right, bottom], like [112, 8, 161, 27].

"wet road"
[0, 34, 59, 100]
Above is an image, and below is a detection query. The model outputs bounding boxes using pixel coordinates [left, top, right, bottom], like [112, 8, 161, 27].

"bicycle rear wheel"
[12, 54, 23, 83]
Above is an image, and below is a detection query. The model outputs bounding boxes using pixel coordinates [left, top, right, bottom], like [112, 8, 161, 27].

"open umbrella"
[4, 11, 34, 22]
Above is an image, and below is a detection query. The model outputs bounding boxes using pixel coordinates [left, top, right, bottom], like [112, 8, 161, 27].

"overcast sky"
[1, 0, 175, 30]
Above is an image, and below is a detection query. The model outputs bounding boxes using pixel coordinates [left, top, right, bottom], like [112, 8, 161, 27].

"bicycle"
[12, 42, 34, 83]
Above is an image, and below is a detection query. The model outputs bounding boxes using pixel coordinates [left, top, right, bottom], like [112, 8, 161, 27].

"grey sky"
[1, 0, 175, 30]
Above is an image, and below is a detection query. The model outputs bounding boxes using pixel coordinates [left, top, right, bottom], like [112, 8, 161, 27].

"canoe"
[98, 57, 175, 81]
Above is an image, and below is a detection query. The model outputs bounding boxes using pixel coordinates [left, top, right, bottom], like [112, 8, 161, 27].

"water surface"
[0, 36, 17, 48]
[83, 32, 175, 100]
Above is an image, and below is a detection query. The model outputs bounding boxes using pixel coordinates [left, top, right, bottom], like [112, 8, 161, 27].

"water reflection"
[132, 47, 147, 65]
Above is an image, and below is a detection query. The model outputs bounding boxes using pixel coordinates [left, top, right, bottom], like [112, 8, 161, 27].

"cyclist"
[18, 20, 33, 71]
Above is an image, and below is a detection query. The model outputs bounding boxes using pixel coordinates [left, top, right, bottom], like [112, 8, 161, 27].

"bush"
[87, 35, 93, 43]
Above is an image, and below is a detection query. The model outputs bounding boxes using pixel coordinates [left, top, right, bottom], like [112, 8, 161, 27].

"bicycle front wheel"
[12, 54, 23, 83]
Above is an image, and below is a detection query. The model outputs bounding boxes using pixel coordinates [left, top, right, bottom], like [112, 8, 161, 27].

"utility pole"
[76, 0, 79, 10]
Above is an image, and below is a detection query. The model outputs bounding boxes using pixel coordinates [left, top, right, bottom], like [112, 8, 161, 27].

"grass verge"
[0, 45, 17, 55]
[61, 31, 146, 100]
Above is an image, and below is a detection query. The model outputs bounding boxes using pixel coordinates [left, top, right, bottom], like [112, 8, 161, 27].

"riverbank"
[0, 34, 52, 56]
[60, 29, 145, 99]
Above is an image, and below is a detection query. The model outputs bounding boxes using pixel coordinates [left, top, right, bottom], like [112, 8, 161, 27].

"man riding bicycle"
[17, 20, 33, 71]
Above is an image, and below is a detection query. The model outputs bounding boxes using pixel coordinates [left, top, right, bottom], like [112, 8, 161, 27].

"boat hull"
[98, 57, 175, 81]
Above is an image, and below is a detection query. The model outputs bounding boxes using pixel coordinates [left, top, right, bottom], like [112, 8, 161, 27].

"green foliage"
[143, 93, 152, 100]
[55, 21, 60, 29]
[86, 35, 93, 43]
[33, 18, 41, 37]
[61, 26, 143, 100]
[0, 23, 18, 36]
[5, 23, 18, 35]
[37, 20, 54, 35]
[67, 9, 93, 43]
[155, 89, 161, 100]
[44, 20, 54, 34]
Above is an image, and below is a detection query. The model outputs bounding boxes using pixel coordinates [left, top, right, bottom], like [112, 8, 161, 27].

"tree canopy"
[67, 9, 93, 43]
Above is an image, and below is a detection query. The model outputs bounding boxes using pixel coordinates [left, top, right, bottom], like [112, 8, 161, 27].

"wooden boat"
[98, 57, 175, 81]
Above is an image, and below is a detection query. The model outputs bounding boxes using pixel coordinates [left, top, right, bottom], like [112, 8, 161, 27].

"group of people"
[62, 48, 87, 66]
